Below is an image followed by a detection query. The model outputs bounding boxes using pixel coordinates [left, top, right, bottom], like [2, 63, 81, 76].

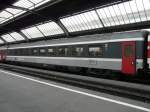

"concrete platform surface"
[0, 69, 149, 112]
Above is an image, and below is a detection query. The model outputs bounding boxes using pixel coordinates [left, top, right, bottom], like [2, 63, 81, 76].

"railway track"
[0, 63, 150, 103]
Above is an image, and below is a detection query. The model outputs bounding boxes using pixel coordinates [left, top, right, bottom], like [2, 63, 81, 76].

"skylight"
[9, 32, 25, 41]
[96, 0, 150, 26]
[1, 34, 16, 42]
[60, 0, 150, 32]
[60, 10, 103, 32]
[21, 26, 44, 39]
[0, 11, 12, 23]
[6, 8, 22, 15]
[0, 39, 4, 44]
[0, 0, 52, 24]
[13, 0, 34, 9]
[21, 21, 64, 39]
[1, 32, 25, 43]
[37, 21, 64, 36]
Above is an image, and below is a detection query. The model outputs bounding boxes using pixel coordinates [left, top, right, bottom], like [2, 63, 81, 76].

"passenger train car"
[0, 30, 149, 76]
[0, 50, 5, 62]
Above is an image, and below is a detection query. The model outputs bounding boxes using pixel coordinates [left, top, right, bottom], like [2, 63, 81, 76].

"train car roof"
[0, 30, 149, 50]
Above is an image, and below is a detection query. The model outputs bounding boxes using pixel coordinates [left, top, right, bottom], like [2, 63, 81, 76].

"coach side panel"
[5, 40, 144, 73]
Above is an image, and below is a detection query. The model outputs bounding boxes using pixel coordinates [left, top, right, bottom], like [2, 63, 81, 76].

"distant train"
[0, 30, 149, 76]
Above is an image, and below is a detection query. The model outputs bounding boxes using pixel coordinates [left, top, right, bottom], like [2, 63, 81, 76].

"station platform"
[0, 69, 149, 112]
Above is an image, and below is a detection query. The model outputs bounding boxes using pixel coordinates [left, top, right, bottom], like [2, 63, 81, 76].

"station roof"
[0, 0, 150, 46]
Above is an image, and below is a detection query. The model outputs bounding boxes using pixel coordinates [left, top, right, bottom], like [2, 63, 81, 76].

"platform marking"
[0, 70, 150, 112]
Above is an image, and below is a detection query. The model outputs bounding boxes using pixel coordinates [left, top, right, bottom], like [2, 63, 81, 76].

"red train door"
[122, 41, 136, 75]
[0, 52, 2, 61]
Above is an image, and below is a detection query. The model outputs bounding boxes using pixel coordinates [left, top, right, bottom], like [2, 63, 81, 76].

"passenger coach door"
[122, 41, 136, 75]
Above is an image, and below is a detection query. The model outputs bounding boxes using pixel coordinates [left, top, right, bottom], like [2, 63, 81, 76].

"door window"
[124, 45, 134, 57]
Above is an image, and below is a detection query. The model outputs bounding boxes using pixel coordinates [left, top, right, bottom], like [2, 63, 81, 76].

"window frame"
[47, 47, 56, 57]
[71, 45, 86, 57]
[57, 46, 70, 57]
[88, 44, 104, 58]
[124, 44, 134, 58]
[31, 47, 39, 56]
[39, 47, 47, 56]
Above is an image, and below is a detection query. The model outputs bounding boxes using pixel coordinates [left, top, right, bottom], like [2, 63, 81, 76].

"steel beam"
[0, 36, 7, 44]
[16, 31, 29, 42]
[56, 20, 69, 37]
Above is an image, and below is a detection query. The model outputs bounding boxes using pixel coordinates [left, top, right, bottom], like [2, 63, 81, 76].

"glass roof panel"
[60, 10, 103, 32]
[32, 0, 51, 8]
[13, 0, 34, 9]
[37, 21, 64, 36]
[0, 0, 52, 25]
[96, 0, 150, 27]
[1, 34, 16, 42]
[0, 39, 4, 44]
[29, 0, 44, 4]
[141, 0, 150, 20]
[0, 18, 5, 23]
[6, 8, 22, 15]
[129, 0, 141, 22]
[21, 30, 32, 39]
[97, 8, 111, 26]
[13, 0, 52, 10]
[107, 6, 120, 25]
[121, 2, 135, 23]
[10, 32, 25, 41]
[0, 11, 12, 19]
[21, 26, 44, 39]
[103, 7, 116, 26]
[117, 4, 128, 24]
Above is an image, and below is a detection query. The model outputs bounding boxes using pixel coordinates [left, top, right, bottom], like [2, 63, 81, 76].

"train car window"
[22, 48, 26, 55]
[72, 47, 84, 56]
[9, 49, 14, 55]
[124, 45, 134, 57]
[15, 49, 19, 56]
[13, 49, 16, 55]
[89, 46, 103, 57]
[9, 49, 13, 55]
[39, 48, 46, 55]
[27, 48, 32, 56]
[17, 49, 22, 56]
[33, 49, 37, 53]
[40, 49, 46, 53]
[12, 49, 14, 55]
[58, 47, 69, 56]
[32, 48, 38, 56]
[21, 48, 27, 56]
[20, 49, 24, 56]
[48, 48, 55, 56]
[18, 49, 21, 55]
[9, 50, 12, 55]
[7, 49, 10, 55]
[65, 48, 69, 56]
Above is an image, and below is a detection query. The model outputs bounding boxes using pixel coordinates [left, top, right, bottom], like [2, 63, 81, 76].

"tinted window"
[7, 49, 11, 55]
[15, 49, 20, 55]
[89, 46, 103, 57]
[48, 48, 55, 56]
[17, 49, 22, 55]
[32, 48, 38, 55]
[58, 47, 69, 56]
[72, 47, 84, 56]
[26, 48, 31, 55]
[39, 48, 46, 55]
[22, 48, 28, 55]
